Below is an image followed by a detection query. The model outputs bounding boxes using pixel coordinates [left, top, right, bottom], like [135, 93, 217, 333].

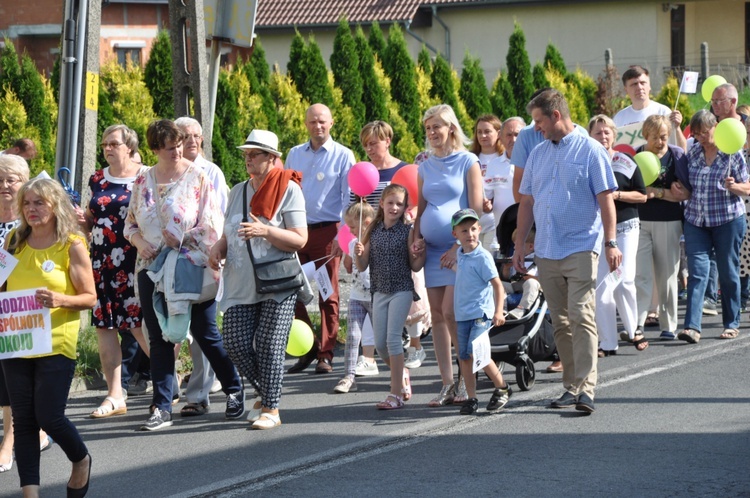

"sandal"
[644, 314, 659, 327]
[452, 377, 468, 405]
[719, 328, 739, 339]
[677, 329, 701, 344]
[180, 401, 210, 417]
[619, 331, 634, 343]
[428, 384, 455, 407]
[376, 394, 404, 410]
[401, 368, 411, 401]
[633, 333, 649, 351]
[597, 349, 617, 358]
[251, 412, 281, 430]
[90, 396, 127, 419]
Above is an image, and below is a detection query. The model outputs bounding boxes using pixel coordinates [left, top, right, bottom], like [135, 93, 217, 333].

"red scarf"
[250, 167, 302, 220]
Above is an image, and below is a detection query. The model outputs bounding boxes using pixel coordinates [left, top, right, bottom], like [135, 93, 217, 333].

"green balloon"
[634, 151, 660, 186]
[714, 118, 746, 155]
[702, 74, 727, 102]
[286, 319, 314, 357]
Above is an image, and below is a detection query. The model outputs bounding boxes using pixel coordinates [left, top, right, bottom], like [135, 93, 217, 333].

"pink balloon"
[348, 161, 379, 197]
[338, 224, 355, 255]
[391, 164, 419, 207]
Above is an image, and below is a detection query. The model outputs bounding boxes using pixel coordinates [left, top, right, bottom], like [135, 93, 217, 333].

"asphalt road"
[1, 309, 749, 498]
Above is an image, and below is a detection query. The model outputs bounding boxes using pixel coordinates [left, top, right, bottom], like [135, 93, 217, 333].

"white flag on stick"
[680, 71, 700, 93]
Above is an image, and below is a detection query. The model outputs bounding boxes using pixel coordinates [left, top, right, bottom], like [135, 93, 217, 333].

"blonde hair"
[423, 104, 470, 153]
[587, 114, 617, 136]
[360, 121, 394, 146]
[345, 198, 376, 223]
[362, 183, 409, 245]
[10, 178, 84, 251]
[0, 154, 30, 183]
[641, 115, 671, 140]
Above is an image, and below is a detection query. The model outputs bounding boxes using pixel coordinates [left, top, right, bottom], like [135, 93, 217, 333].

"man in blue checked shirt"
[512, 89, 621, 415]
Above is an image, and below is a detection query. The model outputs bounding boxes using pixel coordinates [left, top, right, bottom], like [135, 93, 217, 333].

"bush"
[459, 52, 492, 121]
[546, 68, 588, 126]
[270, 67, 309, 155]
[655, 74, 694, 129]
[143, 29, 174, 119]
[354, 26, 388, 124]
[544, 43, 567, 76]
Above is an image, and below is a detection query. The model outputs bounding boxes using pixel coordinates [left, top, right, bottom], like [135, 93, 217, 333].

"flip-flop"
[719, 328, 739, 339]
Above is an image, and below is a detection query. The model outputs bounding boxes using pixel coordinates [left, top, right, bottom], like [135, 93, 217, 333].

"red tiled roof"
[256, 0, 423, 28]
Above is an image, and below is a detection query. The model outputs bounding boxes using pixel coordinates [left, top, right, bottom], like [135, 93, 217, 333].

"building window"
[112, 41, 146, 68]
[670, 4, 685, 67]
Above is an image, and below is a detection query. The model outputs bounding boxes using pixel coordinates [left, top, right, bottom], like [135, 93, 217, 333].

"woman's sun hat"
[237, 130, 281, 157]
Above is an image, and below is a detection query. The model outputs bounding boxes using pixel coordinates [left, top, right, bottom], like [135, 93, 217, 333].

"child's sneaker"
[404, 347, 426, 368]
[354, 356, 379, 376]
[460, 397, 479, 415]
[508, 308, 526, 320]
[334, 377, 357, 393]
[487, 385, 512, 411]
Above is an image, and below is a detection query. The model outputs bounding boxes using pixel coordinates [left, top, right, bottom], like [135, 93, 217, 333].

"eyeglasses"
[184, 134, 202, 142]
[100, 142, 124, 149]
[244, 150, 268, 160]
[0, 177, 20, 186]
[710, 98, 730, 105]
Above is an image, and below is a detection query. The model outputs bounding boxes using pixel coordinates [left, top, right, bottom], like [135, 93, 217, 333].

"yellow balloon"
[634, 151, 660, 186]
[286, 319, 314, 357]
[714, 118, 746, 155]
[702, 74, 727, 102]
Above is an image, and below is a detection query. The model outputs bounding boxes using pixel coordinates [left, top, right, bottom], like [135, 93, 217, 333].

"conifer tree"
[302, 36, 333, 106]
[490, 71, 517, 121]
[383, 24, 421, 143]
[430, 54, 458, 110]
[533, 62, 549, 91]
[418, 45, 432, 77]
[0, 41, 22, 95]
[544, 43, 567, 76]
[248, 40, 278, 133]
[505, 22, 534, 118]
[287, 30, 306, 91]
[270, 67, 309, 154]
[459, 53, 492, 121]
[19, 54, 53, 164]
[143, 29, 173, 118]
[368, 21, 387, 59]
[331, 18, 365, 130]
[211, 71, 245, 185]
[354, 26, 388, 123]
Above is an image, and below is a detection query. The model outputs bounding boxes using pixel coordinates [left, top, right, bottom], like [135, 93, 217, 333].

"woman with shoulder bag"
[124, 119, 244, 431]
[209, 130, 309, 430]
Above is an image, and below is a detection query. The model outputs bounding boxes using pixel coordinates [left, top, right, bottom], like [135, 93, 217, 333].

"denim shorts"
[456, 316, 491, 360]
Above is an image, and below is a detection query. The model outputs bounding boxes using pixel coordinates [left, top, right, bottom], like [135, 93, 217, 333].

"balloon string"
[359, 197, 363, 242]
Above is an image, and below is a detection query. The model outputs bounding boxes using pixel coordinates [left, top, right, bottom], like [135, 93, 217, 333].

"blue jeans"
[683, 217, 745, 331]
[138, 271, 242, 412]
[704, 250, 718, 302]
[456, 316, 492, 360]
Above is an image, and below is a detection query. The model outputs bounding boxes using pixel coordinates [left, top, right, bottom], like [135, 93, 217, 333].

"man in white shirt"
[613, 65, 687, 151]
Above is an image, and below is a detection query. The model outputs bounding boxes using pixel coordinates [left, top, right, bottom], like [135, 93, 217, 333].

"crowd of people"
[0, 65, 748, 496]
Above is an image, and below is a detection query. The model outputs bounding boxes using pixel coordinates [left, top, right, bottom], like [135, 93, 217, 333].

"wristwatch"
[605, 239, 618, 248]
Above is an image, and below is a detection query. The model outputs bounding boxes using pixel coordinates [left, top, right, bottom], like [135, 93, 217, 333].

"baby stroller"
[489, 203, 557, 391]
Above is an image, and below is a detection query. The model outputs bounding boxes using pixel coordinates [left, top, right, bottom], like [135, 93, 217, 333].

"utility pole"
[169, 0, 212, 159]
[55, 0, 101, 199]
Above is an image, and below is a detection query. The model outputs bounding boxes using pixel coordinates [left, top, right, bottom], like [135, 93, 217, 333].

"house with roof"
[1, 0, 746, 90]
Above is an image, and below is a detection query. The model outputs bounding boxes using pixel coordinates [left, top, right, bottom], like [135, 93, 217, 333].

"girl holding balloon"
[633, 115, 689, 341]
[675, 110, 749, 343]
[334, 200, 377, 394]
[354, 184, 424, 409]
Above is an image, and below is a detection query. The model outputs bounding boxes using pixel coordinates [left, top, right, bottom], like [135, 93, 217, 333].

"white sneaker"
[404, 347, 426, 369]
[354, 356, 379, 376]
[508, 308, 525, 320]
[209, 379, 222, 394]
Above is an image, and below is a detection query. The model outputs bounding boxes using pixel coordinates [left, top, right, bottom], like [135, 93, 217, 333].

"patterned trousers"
[222, 294, 297, 410]
[344, 299, 373, 377]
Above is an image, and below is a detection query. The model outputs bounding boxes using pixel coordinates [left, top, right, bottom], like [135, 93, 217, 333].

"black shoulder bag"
[243, 181, 303, 294]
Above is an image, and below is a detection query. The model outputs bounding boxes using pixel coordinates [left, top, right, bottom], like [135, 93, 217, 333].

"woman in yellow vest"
[3, 178, 96, 498]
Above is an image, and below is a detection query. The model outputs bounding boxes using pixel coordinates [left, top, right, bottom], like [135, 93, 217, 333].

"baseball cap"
[451, 208, 480, 229]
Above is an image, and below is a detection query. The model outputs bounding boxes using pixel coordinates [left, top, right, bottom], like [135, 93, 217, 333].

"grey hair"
[689, 109, 717, 135]
[174, 116, 202, 135]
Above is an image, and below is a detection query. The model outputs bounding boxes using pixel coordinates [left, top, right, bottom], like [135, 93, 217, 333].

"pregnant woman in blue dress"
[412, 104, 483, 406]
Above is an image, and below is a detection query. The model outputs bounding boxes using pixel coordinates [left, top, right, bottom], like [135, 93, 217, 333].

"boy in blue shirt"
[452, 209, 512, 415]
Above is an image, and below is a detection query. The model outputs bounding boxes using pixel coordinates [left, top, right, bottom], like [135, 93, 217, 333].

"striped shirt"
[677, 142, 748, 227]
[519, 132, 616, 260]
